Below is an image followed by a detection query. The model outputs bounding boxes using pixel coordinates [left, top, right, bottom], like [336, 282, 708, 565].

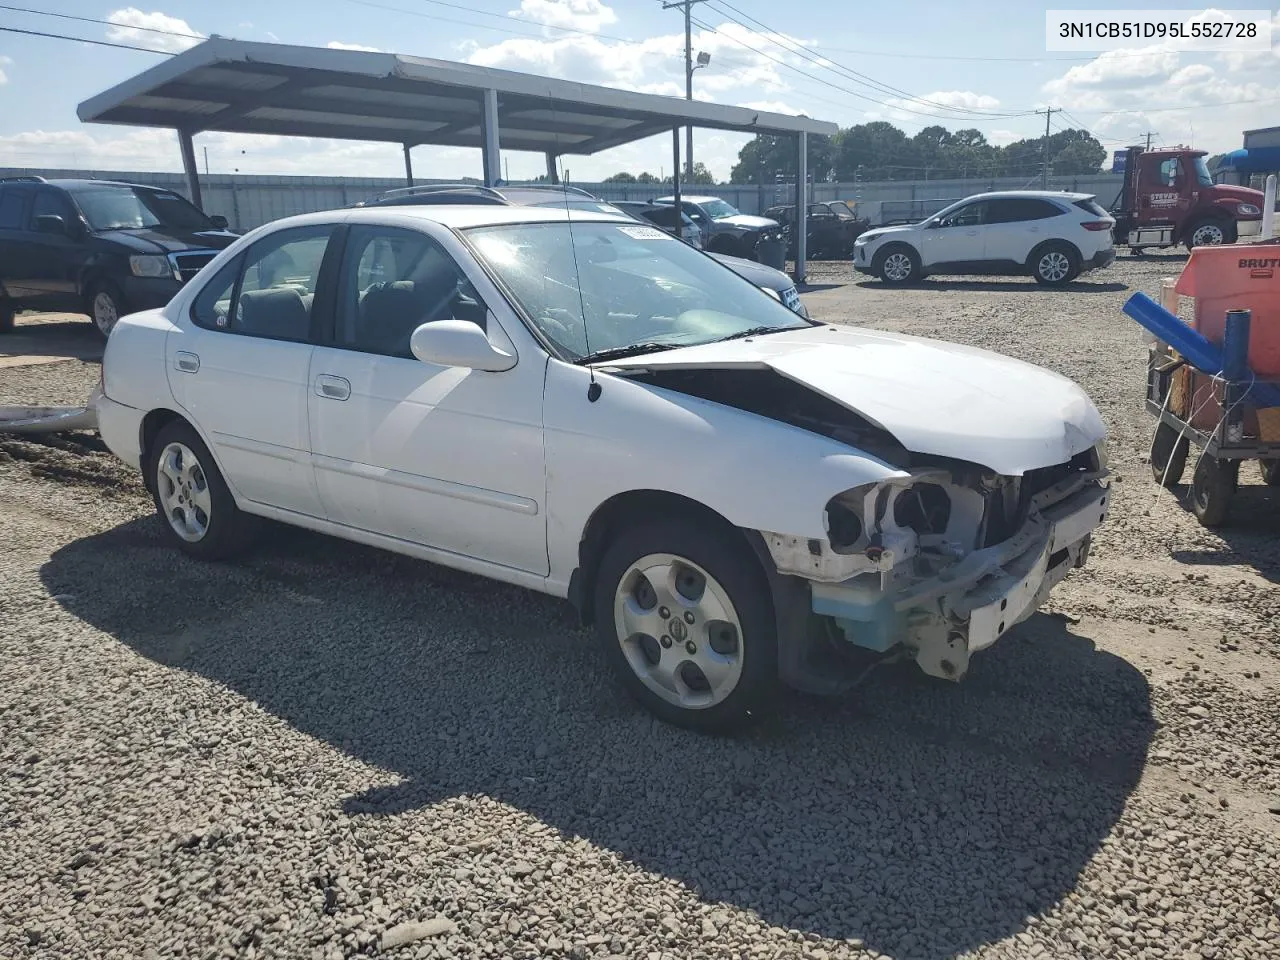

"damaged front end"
[760, 445, 1109, 684]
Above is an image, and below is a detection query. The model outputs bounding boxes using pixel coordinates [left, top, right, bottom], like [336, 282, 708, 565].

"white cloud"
[875, 90, 1004, 125]
[326, 41, 382, 52]
[105, 8, 203, 53]
[511, 0, 617, 34]
[1043, 48, 1180, 100]
[1221, 11, 1280, 71]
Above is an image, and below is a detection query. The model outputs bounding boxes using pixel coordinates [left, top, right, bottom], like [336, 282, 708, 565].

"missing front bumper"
[810, 478, 1109, 679]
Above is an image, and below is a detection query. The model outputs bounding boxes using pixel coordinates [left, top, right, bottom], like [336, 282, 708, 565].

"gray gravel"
[3, 251, 1280, 959]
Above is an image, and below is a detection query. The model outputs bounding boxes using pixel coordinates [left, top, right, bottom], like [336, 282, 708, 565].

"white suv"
[854, 191, 1116, 286]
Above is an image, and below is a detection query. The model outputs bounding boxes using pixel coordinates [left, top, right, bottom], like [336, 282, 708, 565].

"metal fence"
[2, 166, 1127, 230]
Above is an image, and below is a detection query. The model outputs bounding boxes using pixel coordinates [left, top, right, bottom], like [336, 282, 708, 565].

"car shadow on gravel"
[43, 518, 1155, 960]
[855, 279, 1130, 294]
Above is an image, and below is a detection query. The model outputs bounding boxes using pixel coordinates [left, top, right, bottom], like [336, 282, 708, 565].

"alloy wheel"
[156, 441, 212, 542]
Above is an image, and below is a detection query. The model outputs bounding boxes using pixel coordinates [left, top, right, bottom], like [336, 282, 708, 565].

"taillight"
[1081, 220, 1112, 232]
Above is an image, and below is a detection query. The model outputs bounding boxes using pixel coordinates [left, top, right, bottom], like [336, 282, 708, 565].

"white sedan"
[96, 205, 1110, 732]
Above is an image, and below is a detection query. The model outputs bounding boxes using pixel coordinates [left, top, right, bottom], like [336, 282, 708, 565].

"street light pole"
[664, 0, 708, 180]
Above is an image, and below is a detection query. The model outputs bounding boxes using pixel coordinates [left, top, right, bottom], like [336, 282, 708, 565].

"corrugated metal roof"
[77, 38, 837, 154]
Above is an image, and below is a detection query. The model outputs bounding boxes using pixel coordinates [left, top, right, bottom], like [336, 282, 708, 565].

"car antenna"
[553, 116, 601, 402]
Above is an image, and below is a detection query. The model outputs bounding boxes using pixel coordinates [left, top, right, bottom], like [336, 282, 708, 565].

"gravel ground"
[2, 252, 1279, 960]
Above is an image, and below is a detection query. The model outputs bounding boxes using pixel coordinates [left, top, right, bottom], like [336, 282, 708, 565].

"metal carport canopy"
[77, 37, 836, 277]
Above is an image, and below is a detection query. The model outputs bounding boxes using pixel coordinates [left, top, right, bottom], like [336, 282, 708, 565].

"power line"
[705, 0, 1032, 119]
[0, 3, 206, 41]
[0, 24, 175, 54]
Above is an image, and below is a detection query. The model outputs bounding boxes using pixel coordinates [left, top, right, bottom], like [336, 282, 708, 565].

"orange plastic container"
[1174, 244, 1280, 377]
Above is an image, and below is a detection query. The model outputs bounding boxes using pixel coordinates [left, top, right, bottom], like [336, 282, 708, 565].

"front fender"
[543, 359, 908, 585]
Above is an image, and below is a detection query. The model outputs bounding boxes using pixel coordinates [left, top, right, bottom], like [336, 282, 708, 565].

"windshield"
[700, 198, 741, 220]
[466, 221, 810, 360]
[1193, 156, 1214, 187]
[74, 186, 213, 232]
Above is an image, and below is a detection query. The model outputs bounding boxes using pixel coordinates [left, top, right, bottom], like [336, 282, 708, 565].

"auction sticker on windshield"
[617, 225, 670, 240]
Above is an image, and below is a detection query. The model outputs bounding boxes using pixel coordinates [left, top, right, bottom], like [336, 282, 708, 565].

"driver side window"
[938, 202, 987, 228]
[335, 225, 487, 359]
[1159, 158, 1182, 186]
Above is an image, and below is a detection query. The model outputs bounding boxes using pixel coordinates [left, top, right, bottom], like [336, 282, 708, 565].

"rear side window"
[1073, 198, 1110, 218]
[987, 198, 1063, 223]
[31, 189, 77, 226]
[189, 224, 336, 341]
[0, 189, 25, 229]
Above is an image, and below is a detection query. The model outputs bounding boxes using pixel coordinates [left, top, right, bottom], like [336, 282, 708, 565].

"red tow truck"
[1109, 146, 1267, 252]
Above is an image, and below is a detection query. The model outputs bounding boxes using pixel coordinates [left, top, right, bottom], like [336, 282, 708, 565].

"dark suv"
[0, 176, 238, 336]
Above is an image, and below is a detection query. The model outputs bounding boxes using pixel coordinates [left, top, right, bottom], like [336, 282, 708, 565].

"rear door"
[25, 187, 85, 310]
[167, 223, 340, 516]
[983, 197, 1065, 265]
[0, 185, 35, 302]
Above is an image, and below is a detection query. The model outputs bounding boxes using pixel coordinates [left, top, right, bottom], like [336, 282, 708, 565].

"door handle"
[173, 351, 200, 374]
[314, 374, 351, 401]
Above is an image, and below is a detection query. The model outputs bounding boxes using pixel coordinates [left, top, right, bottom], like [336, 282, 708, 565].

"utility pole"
[1036, 107, 1058, 188]
[664, 0, 708, 180]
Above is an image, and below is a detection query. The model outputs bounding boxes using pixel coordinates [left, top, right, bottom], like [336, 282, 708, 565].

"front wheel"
[874, 246, 921, 285]
[89, 282, 126, 338]
[147, 420, 258, 560]
[1186, 219, 1235, 249]
[1150, 422, 1189, 487]
[1032, 243, 1079, 286]
[1190, 455, 1238, 528]
[593, 520, 778, 733]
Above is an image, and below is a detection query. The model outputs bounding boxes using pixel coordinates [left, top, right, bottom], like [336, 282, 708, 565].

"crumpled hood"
[599, 325, 1106, 475]
[717, 214, 779, 231]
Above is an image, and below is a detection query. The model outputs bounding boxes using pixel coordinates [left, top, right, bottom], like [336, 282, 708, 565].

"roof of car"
[33, 179, 172, 192]
[295, 204, 635, 231]
[957, 190, 1094, 202]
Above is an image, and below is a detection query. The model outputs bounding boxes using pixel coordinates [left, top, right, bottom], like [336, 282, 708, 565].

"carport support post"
[671, 128, 681, 229]
[794, 131, 807, 283]
[481, 88, 501, 186]
[403, 144, 414, 186]
[178, 129, 203, 211]
[545, 153, 560, 184]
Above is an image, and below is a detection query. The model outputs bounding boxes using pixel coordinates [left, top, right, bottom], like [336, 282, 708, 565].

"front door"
[920, 200, 989, 269]
[1136, 155, 1191, 226]
[307, 223, 548, 574]
[24, 188, 85, 311]
[165, 223, 338, 516]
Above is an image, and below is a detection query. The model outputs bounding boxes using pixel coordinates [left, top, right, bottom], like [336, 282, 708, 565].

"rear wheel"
[874, 245, 920, 285]
[147, 420, 258, 560]
[593, 519, 778, 733]
[1032, 243, 1079, 286]
[90, 281, 126, 338]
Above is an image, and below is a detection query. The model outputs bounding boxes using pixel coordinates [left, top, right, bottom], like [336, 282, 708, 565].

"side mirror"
[34, 214, 69, 236]
[924, 219, 940, 230]
[209, 215, 229, 229]
[410, 319, 516, 372]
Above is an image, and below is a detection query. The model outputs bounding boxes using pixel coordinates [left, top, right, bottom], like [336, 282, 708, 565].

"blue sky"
[0, 1, 1276, 181]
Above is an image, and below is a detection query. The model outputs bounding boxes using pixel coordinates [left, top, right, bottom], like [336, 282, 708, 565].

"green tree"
[604, 171, 637, 183]
[636, 172, 661, 184]
[730, 133, 834, 184]
[1052, 136, 1106, 175]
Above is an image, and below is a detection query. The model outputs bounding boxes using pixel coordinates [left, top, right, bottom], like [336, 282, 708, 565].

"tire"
[873, 245, 921, 285]
[1189, 454, 1238, 528]
[146, 420, 258, 560]
[89, 281, 126, 338]
[1185, 219, 1235, 249]
[0, 302, 14, 334]
[1031, 242, 1080, 286]
[1260, 459, 1280, 486]
[593, 518, 778, 733]
[1150, 422, 1189, 487]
